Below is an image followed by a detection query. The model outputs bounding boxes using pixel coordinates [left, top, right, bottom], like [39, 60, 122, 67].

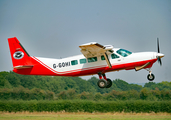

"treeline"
[0, 71, 171, 101]
[1, 87, 171, 101]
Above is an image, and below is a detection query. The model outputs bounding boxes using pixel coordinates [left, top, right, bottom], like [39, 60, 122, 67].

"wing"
[79, 42, 113, 68]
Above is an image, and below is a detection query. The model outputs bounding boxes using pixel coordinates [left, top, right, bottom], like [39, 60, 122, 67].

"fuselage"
[14, 48, 159, 76]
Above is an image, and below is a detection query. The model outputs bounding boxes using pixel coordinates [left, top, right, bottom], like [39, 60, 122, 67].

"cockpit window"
[116, 49, 132, 57]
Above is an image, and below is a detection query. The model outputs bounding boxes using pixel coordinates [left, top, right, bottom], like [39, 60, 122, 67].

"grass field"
[0, 112, 171, 120]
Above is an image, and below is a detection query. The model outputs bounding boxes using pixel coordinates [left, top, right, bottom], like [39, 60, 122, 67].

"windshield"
[116, 49, 132, 57]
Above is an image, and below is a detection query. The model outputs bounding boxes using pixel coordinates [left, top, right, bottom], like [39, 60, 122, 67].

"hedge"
[0, 100, 170, 113]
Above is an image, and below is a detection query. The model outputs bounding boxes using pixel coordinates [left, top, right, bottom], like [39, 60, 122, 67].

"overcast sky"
[0, 0, 171, 83]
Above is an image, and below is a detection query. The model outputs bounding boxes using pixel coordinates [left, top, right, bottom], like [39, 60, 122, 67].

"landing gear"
[97, 79, 107, 88]
[147, 74, 155, 81]
[106, 78, 112, 88]
[97, 73, 112, 88]
[146, 68, 155, 81]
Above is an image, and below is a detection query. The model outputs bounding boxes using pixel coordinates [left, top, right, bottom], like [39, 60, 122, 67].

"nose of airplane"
[156, 53, 164, 58]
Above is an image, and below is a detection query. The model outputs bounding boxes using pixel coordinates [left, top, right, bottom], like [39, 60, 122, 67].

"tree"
[0, 75, 12, 88]
[20, 75, 38, 89]
[161, 89, 171, 100]
[113, 79, 130, 91]
[127, 89, 140, 100]
[140, 88, 151, 100]
[151, 87, 161, 100]
[78, 92, 94, 100]
[57, 89, 76, 100]
[5, 72, 21, 87]
[61, 77, 79, 90]
[72, 77, 96, 94]
[144, 82, 156, 88]
[129, 84, 143, 92]
[94, 92, 103, 101]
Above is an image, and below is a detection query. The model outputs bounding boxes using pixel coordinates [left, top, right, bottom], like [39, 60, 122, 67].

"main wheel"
[97, 79, 107, 88]
[106, 78, 112, 88]
[147, 74, 155, 81]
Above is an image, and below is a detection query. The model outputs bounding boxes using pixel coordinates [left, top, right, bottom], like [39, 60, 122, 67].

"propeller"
[157, 38, 162, 66]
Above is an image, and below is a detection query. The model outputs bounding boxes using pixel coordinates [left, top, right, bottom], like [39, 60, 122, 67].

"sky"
[0, 0, 171, 83]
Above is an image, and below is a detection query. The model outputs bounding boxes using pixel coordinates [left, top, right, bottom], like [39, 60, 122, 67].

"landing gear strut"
[146, 68, 155, 81]
[97, 73, 112, 88]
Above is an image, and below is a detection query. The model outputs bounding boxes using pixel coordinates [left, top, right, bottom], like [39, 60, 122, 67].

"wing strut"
[103, 52, 112, 68]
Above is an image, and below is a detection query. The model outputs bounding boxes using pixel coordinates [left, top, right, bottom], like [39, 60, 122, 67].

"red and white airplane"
[8, 37, 164, 88]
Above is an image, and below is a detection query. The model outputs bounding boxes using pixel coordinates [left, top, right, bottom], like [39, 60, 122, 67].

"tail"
[8, 37, 33, 70]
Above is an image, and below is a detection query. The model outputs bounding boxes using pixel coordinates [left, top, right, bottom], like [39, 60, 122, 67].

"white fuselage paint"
[35, 48, 158, 76]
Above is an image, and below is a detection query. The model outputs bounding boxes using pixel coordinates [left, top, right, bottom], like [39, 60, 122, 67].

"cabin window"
[80, 58, 87, 64]
[111, 53, 119, 59]
[101, 55, 105, 60]
[116, 49, 132, 57]
[71, 60, 78, 65]
[88, 57, 97, 63]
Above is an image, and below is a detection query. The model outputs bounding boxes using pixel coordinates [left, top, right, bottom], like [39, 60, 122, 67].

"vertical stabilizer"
[8, 37, 33, 69]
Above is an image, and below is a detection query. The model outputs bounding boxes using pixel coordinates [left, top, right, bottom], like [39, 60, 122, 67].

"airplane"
[8, 37, 164, 88]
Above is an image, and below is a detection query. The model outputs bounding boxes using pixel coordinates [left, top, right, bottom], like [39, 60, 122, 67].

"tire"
[147, 74, 155, 81]
[106, 78, 112, 88]
[97, 79, 107, 88]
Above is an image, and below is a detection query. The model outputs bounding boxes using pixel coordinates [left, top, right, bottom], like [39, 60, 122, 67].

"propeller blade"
[157, 38, 160, 53]
[157, 38, 163, 66]
[157, 57, 162, 66]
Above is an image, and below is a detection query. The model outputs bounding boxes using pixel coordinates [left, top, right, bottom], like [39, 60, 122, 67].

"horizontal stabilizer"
[13, 65, 34, 69]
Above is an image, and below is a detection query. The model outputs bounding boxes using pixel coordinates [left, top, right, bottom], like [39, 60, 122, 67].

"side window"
[71, 60, 78, 65]
[111, 53, 119, 59]
[88, 57, 97, 63]
[80, 58, 87, 64]
[101, 55, 105, 60]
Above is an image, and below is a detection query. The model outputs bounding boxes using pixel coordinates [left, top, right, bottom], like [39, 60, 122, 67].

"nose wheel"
[147, 73, 155, 81]
[146, 69, 155, 81]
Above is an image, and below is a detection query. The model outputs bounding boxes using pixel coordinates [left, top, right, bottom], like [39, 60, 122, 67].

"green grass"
[0, 112, 171, 120]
